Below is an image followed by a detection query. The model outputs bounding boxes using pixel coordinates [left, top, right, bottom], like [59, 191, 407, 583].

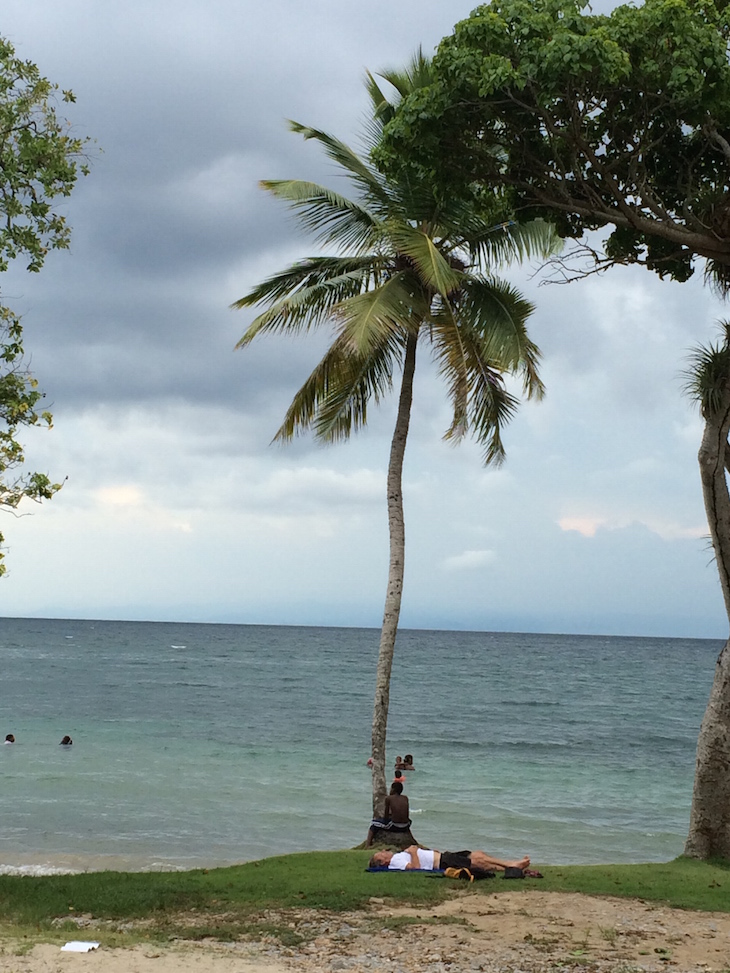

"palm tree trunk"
[370, 331, 417, 817]
[685, 380, 730, 859]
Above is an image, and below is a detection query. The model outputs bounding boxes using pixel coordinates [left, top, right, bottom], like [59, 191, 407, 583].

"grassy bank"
[0, 852, 728, 946]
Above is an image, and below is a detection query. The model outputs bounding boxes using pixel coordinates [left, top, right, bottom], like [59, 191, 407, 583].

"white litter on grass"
[61, 942, 100, 952]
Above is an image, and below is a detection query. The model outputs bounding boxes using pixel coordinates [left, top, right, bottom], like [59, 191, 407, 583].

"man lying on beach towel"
[369, 845, 531, 873]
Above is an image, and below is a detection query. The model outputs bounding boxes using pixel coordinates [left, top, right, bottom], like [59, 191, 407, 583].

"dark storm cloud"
[1, 0, 477, 420]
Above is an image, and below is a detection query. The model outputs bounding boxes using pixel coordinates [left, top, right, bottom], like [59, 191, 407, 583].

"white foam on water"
[0, 863, 81, 876]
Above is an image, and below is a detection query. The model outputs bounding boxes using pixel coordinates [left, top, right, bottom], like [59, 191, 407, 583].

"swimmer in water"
[4, 734, 14, 744]
[59, 735, 73, 746]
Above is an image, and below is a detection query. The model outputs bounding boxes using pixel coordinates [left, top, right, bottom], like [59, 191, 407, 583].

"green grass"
[0, 851, 728, 946]
[538, 856, 730, 911]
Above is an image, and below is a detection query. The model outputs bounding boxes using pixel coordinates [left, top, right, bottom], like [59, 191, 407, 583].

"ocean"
[0, 617, 721, 874]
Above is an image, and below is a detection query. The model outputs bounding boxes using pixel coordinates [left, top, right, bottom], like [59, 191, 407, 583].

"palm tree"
[683, 323, 730, 858]
[232, 53, 558, 817]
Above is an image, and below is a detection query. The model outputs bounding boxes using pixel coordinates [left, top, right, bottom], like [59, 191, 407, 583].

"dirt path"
[2, 891, 729, 972]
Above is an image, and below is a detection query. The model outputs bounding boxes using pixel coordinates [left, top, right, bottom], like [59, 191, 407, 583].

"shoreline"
[0, 851, 682, 877]
[0, 854, 202, 876]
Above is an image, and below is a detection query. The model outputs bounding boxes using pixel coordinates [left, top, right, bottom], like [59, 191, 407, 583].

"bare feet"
[513, 856, 530, 870]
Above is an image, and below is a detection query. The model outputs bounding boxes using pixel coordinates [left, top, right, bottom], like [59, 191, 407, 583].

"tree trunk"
[685, 641, 730, 858]
[366, 827, 419, 849]
[370, 332, 417, 817]
[685, 381, 730, 858]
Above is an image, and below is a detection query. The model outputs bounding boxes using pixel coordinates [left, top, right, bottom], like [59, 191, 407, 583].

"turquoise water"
[0, 617, 720, 872]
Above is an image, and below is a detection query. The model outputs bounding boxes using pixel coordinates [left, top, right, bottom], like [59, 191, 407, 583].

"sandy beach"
[2, 890, 729, 973]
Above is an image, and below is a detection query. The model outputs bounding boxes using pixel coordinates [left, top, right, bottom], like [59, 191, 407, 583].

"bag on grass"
[444, 867, 474, 881]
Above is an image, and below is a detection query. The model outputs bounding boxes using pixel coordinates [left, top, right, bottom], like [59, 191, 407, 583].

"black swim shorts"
[439, 850, 472, 870]
[370, 818, 412, 832]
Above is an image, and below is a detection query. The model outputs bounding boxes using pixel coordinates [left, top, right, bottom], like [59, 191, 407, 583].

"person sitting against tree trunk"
[369, 845, 531, 873]
[364, 781, 412, 847]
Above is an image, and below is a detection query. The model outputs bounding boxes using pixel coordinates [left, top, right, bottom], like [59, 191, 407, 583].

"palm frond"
[314, 333, 404, 442]
[468, 219, 562, 268]
[261, 179, 381, 252]
[683, 321, 730, 419]
[430, 305, 520, 465]
[466, 368, 520, 466]
[377, 48, 432, 101]
[365, 72, 392, 126]
[388, 222, 462, 296]
[428, 303, 470, 444]
[335, 272, 426, 356]
[288, 121, 392, 212]
[366, 49, 433, 130]
[232, 256, 376, 309]
[273, 331, 402, 443]
[458, 278, 543, 399]
[234, 259, 375, 347]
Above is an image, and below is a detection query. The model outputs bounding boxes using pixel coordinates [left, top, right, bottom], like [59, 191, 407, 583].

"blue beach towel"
[366, 866, 445, 874]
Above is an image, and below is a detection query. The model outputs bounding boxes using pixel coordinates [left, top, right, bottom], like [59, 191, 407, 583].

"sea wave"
[0, 863, 81, 876]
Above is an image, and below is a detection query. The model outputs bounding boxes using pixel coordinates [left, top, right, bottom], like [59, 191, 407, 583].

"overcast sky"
[0, 0, 726, 638]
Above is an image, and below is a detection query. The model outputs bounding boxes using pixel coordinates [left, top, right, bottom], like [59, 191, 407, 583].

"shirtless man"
[365, 781, 412, 847]
[369, 845, 530, 873]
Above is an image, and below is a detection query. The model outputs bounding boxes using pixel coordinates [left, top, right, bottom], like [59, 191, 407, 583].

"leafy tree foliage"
[0, 37, 89, 573]
[234, 54, 558, 814]
[379, 0, 730, 284]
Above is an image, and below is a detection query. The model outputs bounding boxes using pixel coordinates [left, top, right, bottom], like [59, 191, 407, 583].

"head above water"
[60, 735, 72, 745]
[369, 850, 394, 868]
[5, 734, 14, 743]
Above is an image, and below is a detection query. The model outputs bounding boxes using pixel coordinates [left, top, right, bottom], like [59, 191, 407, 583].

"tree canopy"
[378, 0, 730, 285]
[0, 37, 89, 573]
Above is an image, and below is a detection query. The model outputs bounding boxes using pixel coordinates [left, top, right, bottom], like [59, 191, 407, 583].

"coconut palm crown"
[233, 52, 559, 816]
